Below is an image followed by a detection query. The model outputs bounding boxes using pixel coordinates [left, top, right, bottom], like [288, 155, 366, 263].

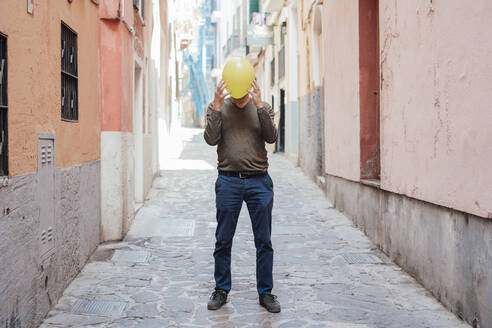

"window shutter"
[249, 0, 259, 22]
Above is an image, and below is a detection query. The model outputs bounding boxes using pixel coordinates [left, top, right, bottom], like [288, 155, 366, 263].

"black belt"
[219, 171, 266, 179]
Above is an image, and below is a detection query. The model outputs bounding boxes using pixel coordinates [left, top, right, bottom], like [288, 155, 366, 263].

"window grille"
[61, 22, 78, 121]
[0, 33, 7, 176]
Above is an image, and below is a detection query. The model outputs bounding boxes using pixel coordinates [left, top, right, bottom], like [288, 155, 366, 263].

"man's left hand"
[248, 79, 263, 110]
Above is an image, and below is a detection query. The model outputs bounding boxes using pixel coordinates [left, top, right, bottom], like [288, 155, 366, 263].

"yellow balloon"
[222, 58, 255, 99]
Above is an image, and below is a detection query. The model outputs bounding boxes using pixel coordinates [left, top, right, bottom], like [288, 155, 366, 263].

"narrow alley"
[40, 129, 467, 328]
[1, 0, 491, 327]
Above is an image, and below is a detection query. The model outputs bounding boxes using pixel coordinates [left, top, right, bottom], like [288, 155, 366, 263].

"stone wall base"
[0, 160, 101, 328]
[323, 173, 491, 328]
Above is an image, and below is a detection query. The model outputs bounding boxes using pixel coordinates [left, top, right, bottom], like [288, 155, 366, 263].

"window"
[278, 46, 285, 80]
[133, 0, 145, 22]
[235, 7, 240, 32]
[0, 33, 7, 176]
[270, 57, 275, 87]
[280, 22, 286, 46]
[249, 0, 259, 22]
[61, 22, 78, 121]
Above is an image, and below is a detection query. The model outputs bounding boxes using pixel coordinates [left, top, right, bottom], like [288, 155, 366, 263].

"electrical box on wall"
[38, 135, 55, 259]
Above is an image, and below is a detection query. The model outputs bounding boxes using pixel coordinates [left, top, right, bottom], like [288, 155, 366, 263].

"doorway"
[359, 0, 380, 180]
[278, 89, 285, 152]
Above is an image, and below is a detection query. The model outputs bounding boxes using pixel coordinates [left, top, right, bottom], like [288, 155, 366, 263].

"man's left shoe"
[259, 294, 281, 313]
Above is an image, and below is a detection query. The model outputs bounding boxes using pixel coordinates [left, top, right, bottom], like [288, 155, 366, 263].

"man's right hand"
[212, 80, 230, 111]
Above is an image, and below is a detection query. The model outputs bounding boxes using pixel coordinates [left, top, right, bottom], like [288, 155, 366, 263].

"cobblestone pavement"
[41, 128, 469, 328]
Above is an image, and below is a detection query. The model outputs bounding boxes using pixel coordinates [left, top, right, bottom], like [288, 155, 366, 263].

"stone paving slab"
[40, 128, 469, 328]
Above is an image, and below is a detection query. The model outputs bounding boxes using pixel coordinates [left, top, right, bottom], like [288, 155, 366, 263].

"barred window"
[0, 33, 7, 176]
[61, 22, 78, 122]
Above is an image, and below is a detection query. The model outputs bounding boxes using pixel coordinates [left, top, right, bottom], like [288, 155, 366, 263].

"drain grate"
[341, 253, 383, 264]
[71, 299, 127, 316]
[112, 250, 151, 263]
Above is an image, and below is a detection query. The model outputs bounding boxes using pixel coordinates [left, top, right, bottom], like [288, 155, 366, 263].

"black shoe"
[207, 289, 228, 310]
[259, 294, 281, 313]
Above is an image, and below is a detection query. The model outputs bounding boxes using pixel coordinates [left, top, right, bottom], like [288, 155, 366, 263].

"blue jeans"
[214, 172, 274, 295]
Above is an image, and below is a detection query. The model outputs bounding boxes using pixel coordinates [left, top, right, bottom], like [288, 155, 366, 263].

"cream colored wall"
[285, 6, 298, 104]
[297, 0, 311, 98]
[322, 0, 361, 182]
[297, 0, 325, 95]
[0, 0, 100, 176]
[379, 0, 492, 218]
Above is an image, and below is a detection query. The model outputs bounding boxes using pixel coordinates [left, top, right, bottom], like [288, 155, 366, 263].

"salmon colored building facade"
[99, 0, 140, 241]
[0, 1, 101, 327]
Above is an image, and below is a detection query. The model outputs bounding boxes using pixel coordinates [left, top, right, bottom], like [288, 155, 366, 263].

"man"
[204, 71, 281, 313]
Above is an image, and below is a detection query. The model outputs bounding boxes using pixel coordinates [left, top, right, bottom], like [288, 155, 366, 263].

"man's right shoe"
[259, 294, 281, 313]
[207, 289, 228, 310]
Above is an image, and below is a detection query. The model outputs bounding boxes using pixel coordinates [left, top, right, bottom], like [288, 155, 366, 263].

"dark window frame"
[61, 22, 78, 122]
[280, 22, 286, 46]
[0, 32, 8, 176]
[134, 0, 145, 22]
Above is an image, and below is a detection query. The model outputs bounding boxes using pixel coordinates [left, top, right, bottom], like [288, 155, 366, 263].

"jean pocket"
[264, 173, 273, 189]
[215, 176, 222, 193]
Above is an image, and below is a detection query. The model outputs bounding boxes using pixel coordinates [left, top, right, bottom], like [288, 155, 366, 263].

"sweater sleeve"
[203, 104, 222, 146]
[257, 102, 278, 144]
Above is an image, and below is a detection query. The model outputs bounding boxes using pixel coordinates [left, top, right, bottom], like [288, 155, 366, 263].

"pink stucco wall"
[379, 0, 492, 218]
[99, 0, 134, 132]
[323, 0, 360, 182]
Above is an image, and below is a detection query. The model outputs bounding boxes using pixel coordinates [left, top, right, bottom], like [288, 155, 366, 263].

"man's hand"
[248, 79, 263, 109]
[212, 80, 230, 111]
